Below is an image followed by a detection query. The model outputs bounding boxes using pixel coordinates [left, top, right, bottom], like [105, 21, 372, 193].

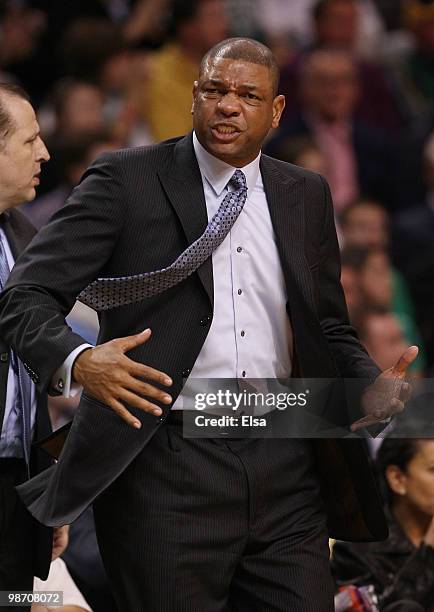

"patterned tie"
[0, 232, 32, 463]
[78, 169, 248, 311]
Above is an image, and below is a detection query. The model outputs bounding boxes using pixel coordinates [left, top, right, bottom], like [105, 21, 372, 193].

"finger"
[118, 388, 163, 416]
[390, 397, 405, 414]
[392, 345, 419, 375]
[399, 381, 411, 403]
[350, 415, 383, 432]
[115, 329, 152, 353]
[125, 377, 172, 404]
[108, 398, 142, 429]
[126, 358, 172, 386]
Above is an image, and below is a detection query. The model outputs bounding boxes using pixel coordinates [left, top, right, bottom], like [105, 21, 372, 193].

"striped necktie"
[78, 169, 248, 311]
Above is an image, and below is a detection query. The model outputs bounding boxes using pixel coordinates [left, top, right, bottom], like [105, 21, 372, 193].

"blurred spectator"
[0, 2, 47, 100]
[23, 130, 120, 230]
[146, 0, 229, 141]
[123, 0, 171, 46]
[51, 80, 105, 140]
[267, 136, 328, 175]
[332, 438, 434, 610]
[340, 198, 389, 249]
[37, 79, 106, 194]
[59, 20, 155, 147]
[340, 248, 365, 319]
[392, 131, 434, 372]
[267, 49, 395, 211]
[355, 307, 409, 370]
[278, 0, 402, 134]
[388, 0, 434, 120]
[340, 245, 425, 373]
[256, 0, 385, 56]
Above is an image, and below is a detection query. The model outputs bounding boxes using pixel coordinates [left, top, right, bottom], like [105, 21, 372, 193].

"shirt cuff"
[51, 344, 93, 397]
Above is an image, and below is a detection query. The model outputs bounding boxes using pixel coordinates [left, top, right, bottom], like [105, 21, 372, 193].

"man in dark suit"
[0, 40, 417, 611]
[0, 84, 68, 608]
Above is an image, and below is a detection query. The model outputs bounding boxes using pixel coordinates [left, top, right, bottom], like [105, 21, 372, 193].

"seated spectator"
[37, 79, 106, 194]
[332, 438, 434, 611]
[146, 0, 228, 141]
[23, 130, 120, 230]
[266, 49, 396, 211]
[387, 0, 434, 120]
[392, 131, 434, 373]
[355, 306, 409, 371]
[340, 246, 426, 374]
[340, 198, 389, 249]
[278, 0, 402, 133]
[267, 135, 328, 175]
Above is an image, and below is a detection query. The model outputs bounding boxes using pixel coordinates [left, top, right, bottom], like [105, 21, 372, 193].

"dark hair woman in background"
[332, 438, 434, 611]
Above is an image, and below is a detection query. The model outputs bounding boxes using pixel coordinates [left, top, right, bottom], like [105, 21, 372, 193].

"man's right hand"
[72, 328, 172, 429]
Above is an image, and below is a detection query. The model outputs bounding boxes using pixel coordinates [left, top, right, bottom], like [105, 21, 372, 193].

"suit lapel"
[158, 134, 213, 305]
[2, 209, 34, 259]
[261, 155, 331, 376]
[260, 155, 316, 312]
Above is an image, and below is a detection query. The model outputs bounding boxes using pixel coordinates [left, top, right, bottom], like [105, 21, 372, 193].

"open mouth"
[211, 125, 240, 142]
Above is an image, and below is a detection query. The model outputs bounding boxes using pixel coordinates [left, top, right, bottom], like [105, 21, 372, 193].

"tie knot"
[229, 169, 246, 192]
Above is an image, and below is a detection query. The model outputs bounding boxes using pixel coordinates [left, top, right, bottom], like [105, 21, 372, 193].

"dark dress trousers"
[0, 208, 52, 596]
[0, 134, 387, 548]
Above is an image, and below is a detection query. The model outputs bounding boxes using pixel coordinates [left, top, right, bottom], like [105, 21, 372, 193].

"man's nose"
[37, 137, 50, 162]
[217, 93, 241, 116]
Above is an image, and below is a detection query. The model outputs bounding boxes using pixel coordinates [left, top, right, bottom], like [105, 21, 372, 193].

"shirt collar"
[193, 131, 260, 197]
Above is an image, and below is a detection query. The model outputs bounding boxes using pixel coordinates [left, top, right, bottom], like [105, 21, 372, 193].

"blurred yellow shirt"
[147, 44, 197, 142]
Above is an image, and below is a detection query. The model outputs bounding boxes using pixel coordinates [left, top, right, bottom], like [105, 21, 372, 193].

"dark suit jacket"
[0, 207, 52, 579]
[0, 134, 387, 542]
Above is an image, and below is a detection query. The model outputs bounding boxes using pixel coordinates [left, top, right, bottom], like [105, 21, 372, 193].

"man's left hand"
[351, 345, 419, 432]
[51, 525, 70, 560]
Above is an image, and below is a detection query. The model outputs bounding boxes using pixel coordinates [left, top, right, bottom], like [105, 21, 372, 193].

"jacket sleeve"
[0, 152, 127, 394]
[317, 174, 381, 382]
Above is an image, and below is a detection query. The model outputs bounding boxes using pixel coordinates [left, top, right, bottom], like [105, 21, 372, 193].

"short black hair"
[0, 83, 30, 145]
[199, 38, 280, 96]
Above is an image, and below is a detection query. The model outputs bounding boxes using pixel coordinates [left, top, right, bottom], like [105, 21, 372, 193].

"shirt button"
[200, 314, 212, 326]
[181, 369, 191, 378]
[237, 289, 242, 295]
[240, 330, 245, 337]
[0, 352, 8, 362]
[242, 371, 246, 377]
[236, 246, 242, 253]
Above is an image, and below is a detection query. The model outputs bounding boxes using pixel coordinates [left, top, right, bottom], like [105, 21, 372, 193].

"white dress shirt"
[57, 133, 293, 406]
[173, 134, 292, 408]
[0, 228, 36, 457]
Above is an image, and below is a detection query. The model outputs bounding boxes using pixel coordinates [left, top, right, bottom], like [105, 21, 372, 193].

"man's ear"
[271, 95, 286, 129]
[191, 81, 199, 114]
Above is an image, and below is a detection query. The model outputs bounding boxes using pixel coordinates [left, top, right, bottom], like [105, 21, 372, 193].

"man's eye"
[246, 93, 259, 100]
[205, 88, 219, 95]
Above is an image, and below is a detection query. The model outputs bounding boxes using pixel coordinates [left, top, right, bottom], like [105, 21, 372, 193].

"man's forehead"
[201, 57, 271, 84]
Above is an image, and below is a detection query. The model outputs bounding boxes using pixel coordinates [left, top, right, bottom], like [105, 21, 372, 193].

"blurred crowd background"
[2, 1, 433, 609]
